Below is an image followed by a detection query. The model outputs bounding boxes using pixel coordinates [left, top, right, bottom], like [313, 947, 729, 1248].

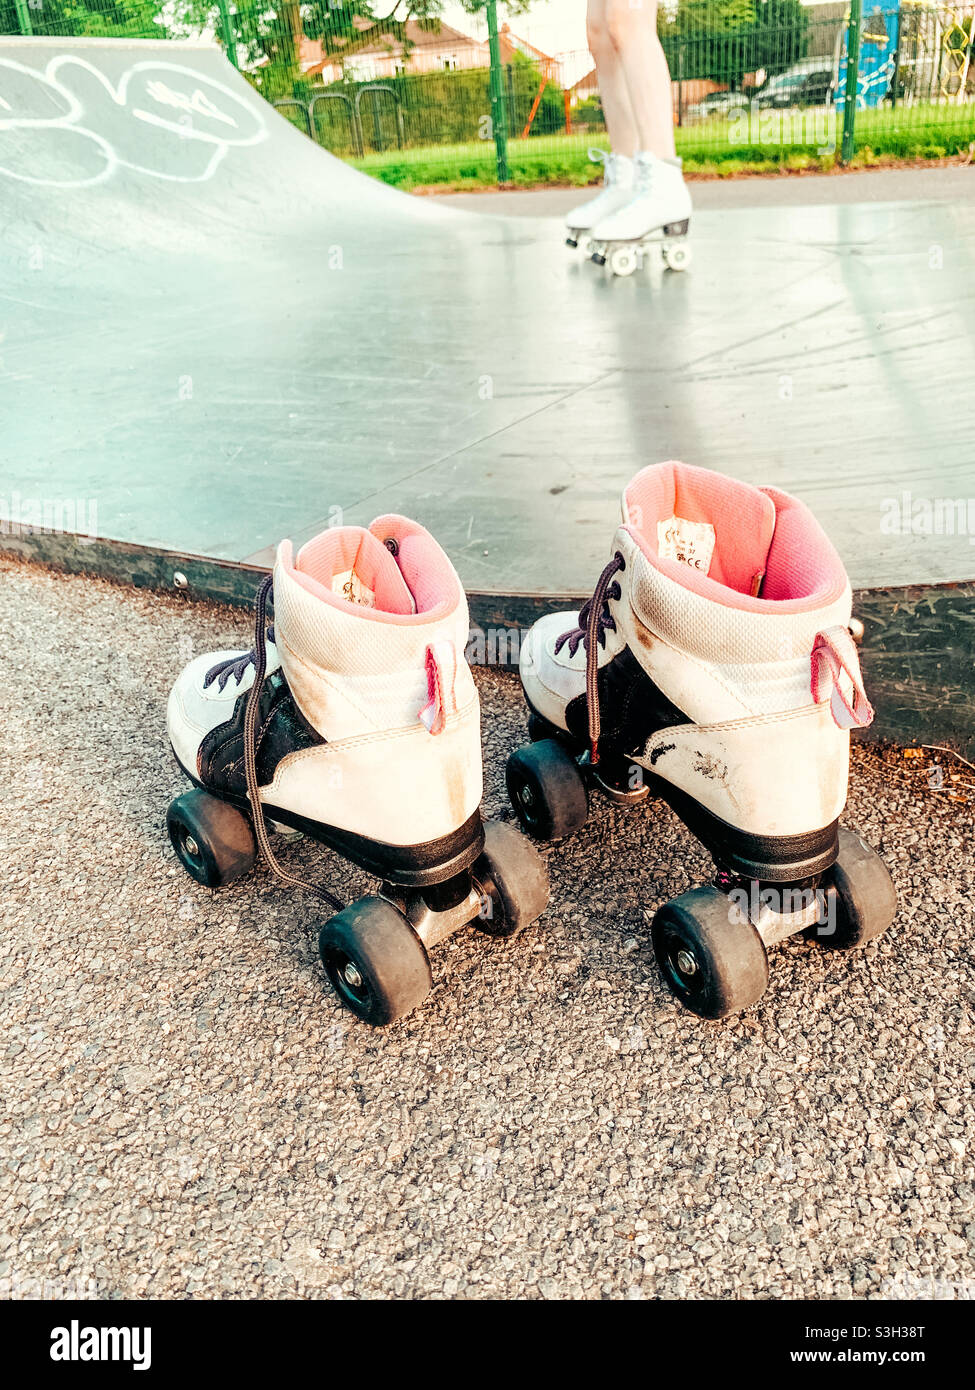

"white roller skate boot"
[506, 461, 897, 1019]
[166, 515, 548, 1026]
[589, 152, 692, 276]
[564, 149, 634, 250]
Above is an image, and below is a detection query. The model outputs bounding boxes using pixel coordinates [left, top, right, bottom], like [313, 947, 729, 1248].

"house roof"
[303, 18, 554, 77]
[342, 18, 477, 58]
[497, 24, 553, 67]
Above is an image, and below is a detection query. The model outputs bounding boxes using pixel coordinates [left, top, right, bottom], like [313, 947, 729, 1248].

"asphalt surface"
[2, 555, 973, 1300]
[436, 163, 975, 215]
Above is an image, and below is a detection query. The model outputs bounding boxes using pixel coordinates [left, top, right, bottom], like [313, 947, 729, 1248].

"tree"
[2, 0, 163, 37]
[659, 0, 809, 87]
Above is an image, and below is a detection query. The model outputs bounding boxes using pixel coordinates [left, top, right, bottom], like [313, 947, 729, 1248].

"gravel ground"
[2, 555, 973, 1301]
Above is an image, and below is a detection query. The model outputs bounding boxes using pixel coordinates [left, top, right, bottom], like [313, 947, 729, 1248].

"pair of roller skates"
[565, 149, 693, 277]
[504, 461, 898, 1019]
[166, 463, 897, 1026]
[166, 517, 548, 1027]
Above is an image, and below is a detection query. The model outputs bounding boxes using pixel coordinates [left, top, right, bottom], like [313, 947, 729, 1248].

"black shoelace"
[553, 552, 625, 766]
[225, 575, 343, 910]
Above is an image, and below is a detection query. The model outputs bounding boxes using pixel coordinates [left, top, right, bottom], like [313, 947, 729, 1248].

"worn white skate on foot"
[564, 149, 634, 248]
[589, 152, 693, 276]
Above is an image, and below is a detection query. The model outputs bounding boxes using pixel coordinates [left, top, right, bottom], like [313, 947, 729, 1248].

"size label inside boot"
[332, 569, 376, 607]
[657, 516, 716, 573]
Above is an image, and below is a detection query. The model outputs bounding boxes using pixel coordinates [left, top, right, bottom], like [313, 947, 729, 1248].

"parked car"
[686, 90, 751, 122]
[757, 66, 834, 109]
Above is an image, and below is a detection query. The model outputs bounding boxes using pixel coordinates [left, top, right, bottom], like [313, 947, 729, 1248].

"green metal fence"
[1, 1, 972, 187]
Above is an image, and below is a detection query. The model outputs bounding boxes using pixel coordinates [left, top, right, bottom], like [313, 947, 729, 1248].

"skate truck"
[588, 220, 691, 278]
[505, 461, 897, 1020]
[166, 517, 548, 1027]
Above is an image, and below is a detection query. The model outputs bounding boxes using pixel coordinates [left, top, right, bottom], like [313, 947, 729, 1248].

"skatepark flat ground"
[435, 164, 975, 216]
[3, 554, 973, 1300]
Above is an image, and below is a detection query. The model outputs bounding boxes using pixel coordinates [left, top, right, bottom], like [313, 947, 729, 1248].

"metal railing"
[2, 1, 972, 185]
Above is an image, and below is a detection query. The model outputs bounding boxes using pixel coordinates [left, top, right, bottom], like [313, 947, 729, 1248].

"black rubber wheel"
[527, 710, 566, 744]
[651, 885, 769, 1020]
[318, 896, 432, 1026]
[473, 820, 550, 939]
[505, 738, 589, 841]
[166, 788, 256, 888]
[812, 826, 898, 950]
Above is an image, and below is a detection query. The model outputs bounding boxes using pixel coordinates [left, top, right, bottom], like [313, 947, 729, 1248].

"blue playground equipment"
[834, 6, 901, 109]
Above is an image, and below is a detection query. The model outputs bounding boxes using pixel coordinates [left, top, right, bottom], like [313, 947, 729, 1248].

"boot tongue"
[294, 528, 416, 615]
[625, 462, 778, 597]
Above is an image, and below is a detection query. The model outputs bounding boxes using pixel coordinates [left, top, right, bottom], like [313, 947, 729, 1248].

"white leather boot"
[564, 149, 635, 245]
[589, 152, 693, 274]
[507, 461, 897, 1019]
[590, 152, 691, 242]
[167, 515, 548, 1025]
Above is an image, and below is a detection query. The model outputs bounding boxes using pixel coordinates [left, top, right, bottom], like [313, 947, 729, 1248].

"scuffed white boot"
[590, 152, 693, 276]
[166, 515, 548, 1025]
[564, 149, 634, 247]
[507, 461, 897, 1019]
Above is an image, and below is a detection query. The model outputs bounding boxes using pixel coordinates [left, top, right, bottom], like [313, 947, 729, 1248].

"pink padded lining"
[283, 515, 461, 626]
[295, 527, 415, 614]
[625, 460, 776, 593]
[623, 462, 848, 613]
[370, 513, 461, 617]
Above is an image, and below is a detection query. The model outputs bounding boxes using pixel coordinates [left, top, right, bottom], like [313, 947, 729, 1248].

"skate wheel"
[166, 789, 255, 888]
[472, 820, 550, 939]
[505, 739, 589, 842]
[610, 246, 639, 277]
[319, 896, 432, 1026]
[591, 249, 607, 267]
[809, 826, 898, 950]
[565, 235, 579, 249]
[663, 241, 692, 272]
[651, 886, 769, 1020]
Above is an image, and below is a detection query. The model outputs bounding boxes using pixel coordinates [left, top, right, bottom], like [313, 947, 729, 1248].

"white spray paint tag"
[657, 516, 716, 574]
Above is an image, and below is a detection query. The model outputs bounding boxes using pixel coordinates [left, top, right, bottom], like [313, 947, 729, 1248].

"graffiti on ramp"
[0, 51, 268, 187]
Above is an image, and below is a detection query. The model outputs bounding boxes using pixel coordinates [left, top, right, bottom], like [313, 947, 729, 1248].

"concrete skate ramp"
[1, 37, 973, 750]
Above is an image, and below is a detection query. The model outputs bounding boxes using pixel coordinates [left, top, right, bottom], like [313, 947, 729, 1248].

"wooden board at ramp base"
[1, 530, 971, 759]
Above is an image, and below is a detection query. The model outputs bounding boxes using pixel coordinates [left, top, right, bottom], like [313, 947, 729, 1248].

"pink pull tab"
[811, 626, 874, 729]
[419, 641, 459, 736]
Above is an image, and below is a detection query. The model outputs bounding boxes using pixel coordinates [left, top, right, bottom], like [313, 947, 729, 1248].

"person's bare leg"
[605, 0, 676, 159]
[586, 0, 690, 250]
[587, 0, 639, 156]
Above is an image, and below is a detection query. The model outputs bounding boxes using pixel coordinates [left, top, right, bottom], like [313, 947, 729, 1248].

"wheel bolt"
[675, 949, 698, 977]
[520, 786, 535, 807]
[343, 962, 363, 988]
[183, 835, 200, 857]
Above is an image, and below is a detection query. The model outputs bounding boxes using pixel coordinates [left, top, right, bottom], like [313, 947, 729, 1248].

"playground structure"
[835, 2, 975, 110]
